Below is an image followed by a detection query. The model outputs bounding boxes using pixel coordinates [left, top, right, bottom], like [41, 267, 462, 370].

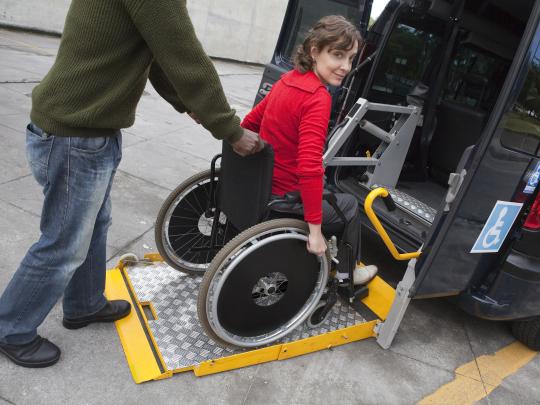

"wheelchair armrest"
[284, 191, 301, 204]
[267, 191, 301, 208]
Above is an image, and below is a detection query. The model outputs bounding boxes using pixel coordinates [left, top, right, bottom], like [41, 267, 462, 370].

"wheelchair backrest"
[218, 142, 274, 232]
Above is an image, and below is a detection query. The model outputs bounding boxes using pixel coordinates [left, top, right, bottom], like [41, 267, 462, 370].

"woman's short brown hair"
[294, 15, 362, 73]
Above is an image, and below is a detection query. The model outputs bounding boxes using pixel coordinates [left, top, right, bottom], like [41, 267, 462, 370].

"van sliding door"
[412, 11, 540, 298]
[254, 0, 373, 105]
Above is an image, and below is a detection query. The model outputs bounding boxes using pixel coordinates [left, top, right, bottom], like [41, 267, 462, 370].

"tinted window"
[371, 22, 441, 99]
[442, 46, 509, 111]
[501, 43, 540, 156]
[279, 0, 364, 65]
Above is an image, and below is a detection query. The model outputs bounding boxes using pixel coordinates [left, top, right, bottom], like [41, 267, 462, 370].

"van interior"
[335, 0, 535, 251]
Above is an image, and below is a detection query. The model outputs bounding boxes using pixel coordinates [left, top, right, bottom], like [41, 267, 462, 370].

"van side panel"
[413, 143, 531, 298]
[458, 251, 540, 320]
[413, 9, 540, 298]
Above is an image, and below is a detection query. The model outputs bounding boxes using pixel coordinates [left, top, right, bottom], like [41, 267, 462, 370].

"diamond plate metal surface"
[375, 185, 437, 224]
[127, 261, 366, 371]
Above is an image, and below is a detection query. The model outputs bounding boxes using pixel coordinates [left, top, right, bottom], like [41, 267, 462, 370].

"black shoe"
[62, 300, 131, 330]
[0, 336, 60, 368]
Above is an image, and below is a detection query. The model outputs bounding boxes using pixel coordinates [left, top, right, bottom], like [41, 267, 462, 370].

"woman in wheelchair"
[241, 15, 377, 286]
[156, 16, 379, 349]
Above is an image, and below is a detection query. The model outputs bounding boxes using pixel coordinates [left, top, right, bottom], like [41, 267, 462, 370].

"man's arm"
[126, 0, 242, 143]
[148, 62, 188, 114]
[148, 61, 261, 155]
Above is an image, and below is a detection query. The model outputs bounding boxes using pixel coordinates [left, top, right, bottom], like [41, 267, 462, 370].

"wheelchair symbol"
[530, 170, 539, 188]
[481, 207, 507, 249]
[471, 201, 523, 254]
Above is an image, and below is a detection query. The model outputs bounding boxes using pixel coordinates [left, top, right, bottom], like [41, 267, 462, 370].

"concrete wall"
[188, 0, 287, 64]
[0, 0, 288, 64]
[0, 0, 71, 33]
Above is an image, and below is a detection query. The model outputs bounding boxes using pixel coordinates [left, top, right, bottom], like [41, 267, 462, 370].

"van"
[255, 0, 540, 349]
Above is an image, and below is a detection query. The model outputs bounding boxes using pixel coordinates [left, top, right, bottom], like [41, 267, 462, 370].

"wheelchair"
[155, 142, 371, 348]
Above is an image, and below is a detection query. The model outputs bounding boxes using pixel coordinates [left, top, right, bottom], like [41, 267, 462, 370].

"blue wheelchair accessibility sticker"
[524, 161, 540, 194]
[471, 201, 523, 253]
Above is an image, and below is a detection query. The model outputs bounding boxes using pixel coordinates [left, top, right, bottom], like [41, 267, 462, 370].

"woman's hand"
[307, 223, 326, 257]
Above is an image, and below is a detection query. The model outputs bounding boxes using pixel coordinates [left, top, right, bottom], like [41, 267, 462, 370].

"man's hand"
[232, 128, 264, 157]
[188, 112, 201, 124]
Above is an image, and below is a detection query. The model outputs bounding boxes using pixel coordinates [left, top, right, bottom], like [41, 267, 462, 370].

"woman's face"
[311, 40, 358, 86]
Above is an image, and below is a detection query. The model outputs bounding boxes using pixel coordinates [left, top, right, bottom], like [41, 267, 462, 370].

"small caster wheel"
[306, 301, 331, 329]
[118, 253, 139, 267]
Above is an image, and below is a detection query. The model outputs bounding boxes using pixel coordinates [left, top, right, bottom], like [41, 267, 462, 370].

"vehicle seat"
[428, 100, 486, 185]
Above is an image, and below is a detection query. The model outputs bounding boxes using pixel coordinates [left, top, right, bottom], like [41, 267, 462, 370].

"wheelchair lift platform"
[105, 254, 396, 383]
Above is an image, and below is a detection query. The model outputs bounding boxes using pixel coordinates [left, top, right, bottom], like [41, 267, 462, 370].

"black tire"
[155, 169, 234, 275]
[512, 317, 540, 351]
[198, 218, 331, 348]
[306, 301, 331, 329]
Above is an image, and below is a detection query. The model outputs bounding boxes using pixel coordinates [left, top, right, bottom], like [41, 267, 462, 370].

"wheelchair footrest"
[338, 284, 369, 303]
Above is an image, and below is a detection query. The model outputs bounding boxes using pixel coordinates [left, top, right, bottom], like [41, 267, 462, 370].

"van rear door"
[254, 0, 373, 105]
[412, 11, 540, 298]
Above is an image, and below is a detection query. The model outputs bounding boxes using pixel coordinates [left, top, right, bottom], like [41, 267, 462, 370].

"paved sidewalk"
[0, 28, 538, 405]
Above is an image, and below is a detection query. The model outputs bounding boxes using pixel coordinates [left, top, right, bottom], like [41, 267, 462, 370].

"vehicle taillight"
[524, 193, 540, 230]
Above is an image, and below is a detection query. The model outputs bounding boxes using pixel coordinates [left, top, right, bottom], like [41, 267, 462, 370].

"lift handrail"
[364, 188, 422, 261]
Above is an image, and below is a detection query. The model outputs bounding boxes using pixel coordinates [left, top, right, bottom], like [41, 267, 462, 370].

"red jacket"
[242, 70, 331, 224]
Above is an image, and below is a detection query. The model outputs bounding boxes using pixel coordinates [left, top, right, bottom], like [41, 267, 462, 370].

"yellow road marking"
[419, 342, 537, 404]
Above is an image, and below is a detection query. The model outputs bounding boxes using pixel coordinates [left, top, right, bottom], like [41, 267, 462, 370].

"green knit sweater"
[31, 0, 243, 142]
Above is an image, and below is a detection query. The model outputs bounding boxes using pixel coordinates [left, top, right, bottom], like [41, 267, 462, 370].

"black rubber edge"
[120, 268, 166, 375]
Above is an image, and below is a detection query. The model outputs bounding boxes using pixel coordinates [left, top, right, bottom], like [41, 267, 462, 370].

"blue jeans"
[0, 124, 122, 345]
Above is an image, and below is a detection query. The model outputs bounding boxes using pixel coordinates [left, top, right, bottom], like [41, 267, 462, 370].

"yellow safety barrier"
[364, 187, 421, 261]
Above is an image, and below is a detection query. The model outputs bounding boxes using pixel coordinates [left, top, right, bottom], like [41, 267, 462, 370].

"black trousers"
[271, 192, 361, 274]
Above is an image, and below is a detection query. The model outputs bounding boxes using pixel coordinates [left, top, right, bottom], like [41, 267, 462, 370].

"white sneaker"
[352, 264, 378, 285]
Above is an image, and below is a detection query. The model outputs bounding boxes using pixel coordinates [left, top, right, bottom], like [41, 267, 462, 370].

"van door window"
[255, 0, 372, 106]
[279, 0, 366, 67]
[501, 42, 540, 157]
[442, 45, 509, 111]
[370, 20, 442, 103]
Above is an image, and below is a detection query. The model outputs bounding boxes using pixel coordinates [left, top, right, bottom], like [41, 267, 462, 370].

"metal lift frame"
[323, 98, 421, 189]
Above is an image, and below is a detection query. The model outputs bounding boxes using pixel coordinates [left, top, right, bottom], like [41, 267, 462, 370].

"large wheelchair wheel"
[155, 169, 234, 275]
[198, 218, 330, 348]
